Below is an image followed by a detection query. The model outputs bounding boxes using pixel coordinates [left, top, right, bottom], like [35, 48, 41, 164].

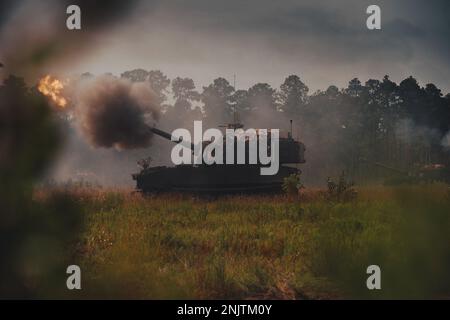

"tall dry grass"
[33, 184, 450, 299]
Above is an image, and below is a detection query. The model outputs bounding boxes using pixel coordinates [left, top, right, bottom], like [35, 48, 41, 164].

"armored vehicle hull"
[133, 164, 299, 194]
[133, 123, 305, 194]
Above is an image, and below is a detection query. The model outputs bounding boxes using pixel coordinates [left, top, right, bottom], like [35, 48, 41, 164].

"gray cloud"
[1, 0, 449, 92]
[72, 0, 449, 92]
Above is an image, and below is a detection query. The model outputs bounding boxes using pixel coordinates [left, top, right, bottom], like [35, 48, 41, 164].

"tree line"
[117, 69, 450, 183]
[3, 70, 448, 184]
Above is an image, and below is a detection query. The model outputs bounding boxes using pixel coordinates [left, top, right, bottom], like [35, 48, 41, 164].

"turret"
[148, 122, 306, 165]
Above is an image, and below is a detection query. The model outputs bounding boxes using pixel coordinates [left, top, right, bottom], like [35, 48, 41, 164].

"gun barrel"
[149, 127, 195, 151]
[149, 127, 173, 141]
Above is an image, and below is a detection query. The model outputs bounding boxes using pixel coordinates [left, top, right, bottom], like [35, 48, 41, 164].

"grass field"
[34, 184, 450, 299]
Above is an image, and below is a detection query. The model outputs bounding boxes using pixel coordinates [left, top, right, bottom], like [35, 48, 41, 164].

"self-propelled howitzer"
[133, 122, 306, 194]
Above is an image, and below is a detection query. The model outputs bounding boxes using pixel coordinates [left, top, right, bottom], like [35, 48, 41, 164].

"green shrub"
[283, 173, 303, 195]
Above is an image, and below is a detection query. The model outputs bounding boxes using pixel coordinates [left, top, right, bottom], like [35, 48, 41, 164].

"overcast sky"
[2, 0, 449, 93]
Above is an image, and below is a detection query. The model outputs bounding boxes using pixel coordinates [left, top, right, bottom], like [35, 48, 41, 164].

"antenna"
[233, 74, 237, 125]
[289, 119, 293, 139]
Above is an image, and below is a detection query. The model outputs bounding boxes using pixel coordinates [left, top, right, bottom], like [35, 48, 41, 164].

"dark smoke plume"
[76, 76, 160, 150]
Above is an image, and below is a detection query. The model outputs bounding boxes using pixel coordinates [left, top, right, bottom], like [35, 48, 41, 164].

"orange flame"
[38, 75, 67, 108]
